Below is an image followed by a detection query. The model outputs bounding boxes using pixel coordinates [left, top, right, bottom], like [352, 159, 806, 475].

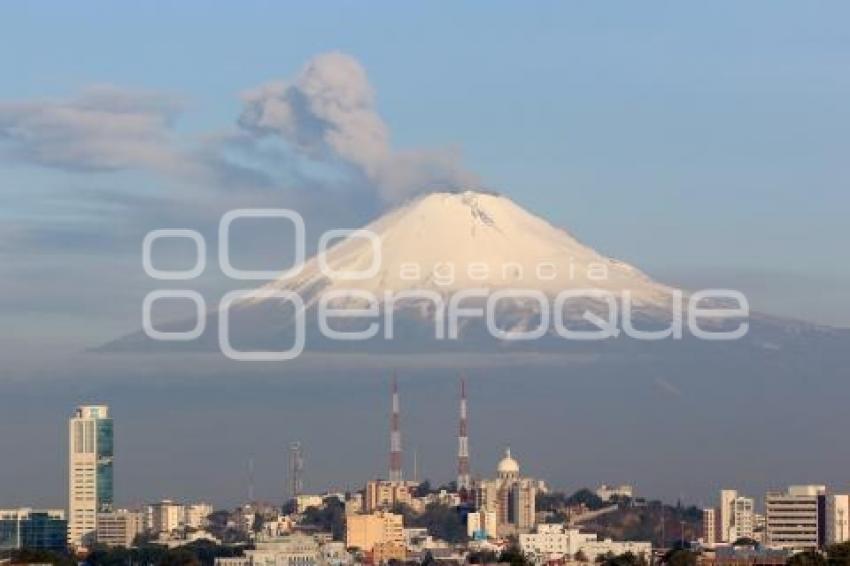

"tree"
[662, 549, 697, 566]
[469, 549, 499, 564]
[567, 489, 606, 510]
[498, 545, 531, 566]
[826, 542, 850, 563]
[414, 480, 433, 497]
[281, 499, 297, 515]
[10, 549, 75, 566]
[301, 497, 346, 540]
[422, 503, 466, 543]
[574, 550, 588, 562]
[603, 552, 648, 566]
[787, 551, 827, 566]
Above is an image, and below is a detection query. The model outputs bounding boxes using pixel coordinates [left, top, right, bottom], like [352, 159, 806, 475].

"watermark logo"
[143, 208, 749, 361]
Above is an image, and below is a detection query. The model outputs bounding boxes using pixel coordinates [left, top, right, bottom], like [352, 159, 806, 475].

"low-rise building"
[296, 495, 326, 514]
[364, 480, 415, 513]
[247, 532, 320, 566]
[146, 500, 185, 534]
[345, 512, 403, 553]
[214, 536, 350, 566]
[519, 523, 650, 564]
[96, 509, 144, 547]
[371, 541, 406, 563]
[345, 493, 363, 515]
[185, 503, 214, 530]
[466, 510, 497, 540]
[596, 484, 634, 502]
[0, 508, 67, 553]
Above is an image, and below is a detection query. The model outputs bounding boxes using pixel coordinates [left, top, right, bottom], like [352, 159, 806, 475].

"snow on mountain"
[250, 190, 679, 312]
[106, 189, 847, 354]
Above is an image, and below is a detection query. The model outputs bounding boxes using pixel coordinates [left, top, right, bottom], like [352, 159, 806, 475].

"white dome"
[497, 447, 520, 475]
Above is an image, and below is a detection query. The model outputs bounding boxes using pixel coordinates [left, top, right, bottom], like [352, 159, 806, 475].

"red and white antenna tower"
[458, 376, 471, 495]
[389, 374, 403, 482]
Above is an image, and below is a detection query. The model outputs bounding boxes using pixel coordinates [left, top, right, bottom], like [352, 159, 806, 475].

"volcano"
[259, 190, 676, 306]
[108, 190, 846, 357]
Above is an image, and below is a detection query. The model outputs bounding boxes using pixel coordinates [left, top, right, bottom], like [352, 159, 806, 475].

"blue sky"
[1, 0, 849, 362]
[2, 1, 850, 508]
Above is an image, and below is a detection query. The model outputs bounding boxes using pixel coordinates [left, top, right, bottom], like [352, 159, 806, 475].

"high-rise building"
[717, 489, 755, 543]
[0, 508, 67, 553]
[288, 442, 304, 501]
[719, 489, 736, 542]
[732, 497, 756, 540]
[472, 448, 538, 536]
[765, 485, 826, 550]
[826, 494, 849, 545]
[702, 508, 717, 546]
[68, 405, 113, 548]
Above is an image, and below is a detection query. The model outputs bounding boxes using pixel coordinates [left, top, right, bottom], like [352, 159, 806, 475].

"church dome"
[497, 447, 520, 476]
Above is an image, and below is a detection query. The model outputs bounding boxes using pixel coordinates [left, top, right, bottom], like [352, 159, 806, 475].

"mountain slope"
[107, 190, 845, 355]
[255, 190, 677, 309]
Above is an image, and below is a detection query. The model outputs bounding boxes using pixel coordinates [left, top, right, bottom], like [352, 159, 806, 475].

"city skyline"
[3, 5, 850, 559]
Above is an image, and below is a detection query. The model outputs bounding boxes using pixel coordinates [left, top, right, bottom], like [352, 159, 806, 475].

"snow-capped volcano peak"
[260, 189, 677, 310]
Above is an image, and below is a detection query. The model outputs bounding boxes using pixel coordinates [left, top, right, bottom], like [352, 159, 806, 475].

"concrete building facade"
[96, 509, 144, 548]
[68, 405, 113, 548]
[472, 449, 538, 536]
[345, 511, 403, 553]
[765, 485, 826, 550]
[826, 494, 850, 545]
[702, 508, 716, 546]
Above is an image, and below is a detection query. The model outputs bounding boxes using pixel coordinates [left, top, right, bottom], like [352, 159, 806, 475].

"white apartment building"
[214, 536, 349, 566]
[702, 508, 716, 546]
[718, 489, 755, 543]
[596, 485, 634, 502]
[144, 500, 212, 534]
[765, 485, 825, 550]
[146, 500, 185, 534]
[251, 533, 320, 566]
[185, 503, 213, 529]
[520, 524, 596, 560]
[580, 539, 652, 563]
[68, 405, 113, 548]
[519, 523, 651, 564]
[466, 510, 497, 540]
[295, 495, 325, 514]
[826, 494, 850, 545]
[732, 496, 756, 540]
